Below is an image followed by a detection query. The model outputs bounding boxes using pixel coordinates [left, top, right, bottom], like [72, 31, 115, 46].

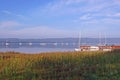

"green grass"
[0, 50, 120, 80]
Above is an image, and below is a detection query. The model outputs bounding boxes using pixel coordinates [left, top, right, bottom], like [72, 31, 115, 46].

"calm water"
[0, 47, 74, 53]
[0, 38, 120, 53]
[0, 41, 78, 53]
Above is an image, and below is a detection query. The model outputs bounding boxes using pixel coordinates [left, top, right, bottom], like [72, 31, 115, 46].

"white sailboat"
[75, 33, 81, 51]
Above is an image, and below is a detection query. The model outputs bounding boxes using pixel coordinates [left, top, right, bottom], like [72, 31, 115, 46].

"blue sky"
[0, 0, 120, 38]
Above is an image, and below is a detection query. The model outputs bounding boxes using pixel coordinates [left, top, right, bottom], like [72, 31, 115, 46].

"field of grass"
[0, 50, 120, 80]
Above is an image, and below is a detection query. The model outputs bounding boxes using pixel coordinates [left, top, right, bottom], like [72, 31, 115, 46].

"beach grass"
[0, 50, 120, 80]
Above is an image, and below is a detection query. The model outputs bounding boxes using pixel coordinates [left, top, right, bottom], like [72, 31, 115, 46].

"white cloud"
[113, 0, 120, 5]
[1, 0, 120, 38]
[0, 21, 21, 27]
[2, 10, 11, 15]
[1, 10, 29, 20]
[78, 16, 120, 25]
[31, 0, 85, 16]
[80, 14, 92, 20]
[112, 13, 120, 17]
[31, 0, 117, 18]
[65, 0, 83, 5]
[0, 26, 77, 38]
[101, 18, 120, 24]
[0, 23, 119, 38]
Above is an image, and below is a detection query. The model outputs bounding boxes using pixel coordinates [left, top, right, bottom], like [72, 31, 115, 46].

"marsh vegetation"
[0, 50, 120, 80]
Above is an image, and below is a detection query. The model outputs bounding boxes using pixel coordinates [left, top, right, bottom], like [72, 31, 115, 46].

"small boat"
[75, 48, 81, 51]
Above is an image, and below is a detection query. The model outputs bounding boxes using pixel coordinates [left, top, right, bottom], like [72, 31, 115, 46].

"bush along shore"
[0, 50, 120, 80]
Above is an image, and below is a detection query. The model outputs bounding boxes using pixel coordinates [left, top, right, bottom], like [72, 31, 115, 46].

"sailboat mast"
[78, 32, 81, 48]
[105, 34, 107, 45]
[99, 33, 101, 45]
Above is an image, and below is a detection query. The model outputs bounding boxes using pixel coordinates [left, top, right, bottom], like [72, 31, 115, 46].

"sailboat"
[75, 48, 81, 51]
[75, 33, 81, 51]
[74, 33, 104, 51]
[98, 34, 112, 51]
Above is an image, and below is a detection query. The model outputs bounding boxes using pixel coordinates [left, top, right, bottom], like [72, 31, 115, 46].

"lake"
[0, 42, 76, 53]
[0, 47, 74, 53]
[0, 38, 120, 53]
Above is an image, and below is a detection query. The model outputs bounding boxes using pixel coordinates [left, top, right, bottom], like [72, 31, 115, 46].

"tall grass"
[0, 50, 120, 80]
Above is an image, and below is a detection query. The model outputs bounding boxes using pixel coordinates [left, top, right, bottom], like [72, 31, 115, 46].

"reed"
[0, 50, 120, 80]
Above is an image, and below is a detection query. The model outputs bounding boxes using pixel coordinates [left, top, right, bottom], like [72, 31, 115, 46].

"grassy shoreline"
[0, 50, 120, 80]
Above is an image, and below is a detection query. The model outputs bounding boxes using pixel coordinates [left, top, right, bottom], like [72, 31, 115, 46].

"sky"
[0, 0, 120, 38]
